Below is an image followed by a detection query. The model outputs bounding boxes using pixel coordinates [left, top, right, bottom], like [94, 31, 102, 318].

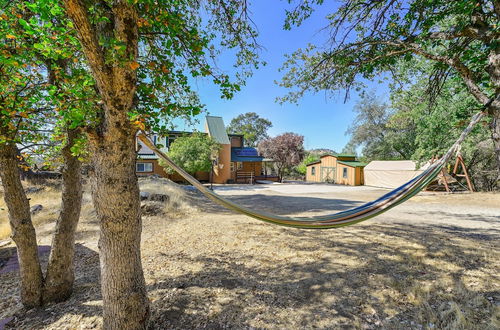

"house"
[305, 154, 366, 186]
[136, 116, 277, 183]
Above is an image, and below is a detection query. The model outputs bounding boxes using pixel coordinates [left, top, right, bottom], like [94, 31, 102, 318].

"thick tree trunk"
[43, 129, 83, 303]
[89, 126, 149, 329]
[0, 143, 44, 307]
[61, 1, 149, 327]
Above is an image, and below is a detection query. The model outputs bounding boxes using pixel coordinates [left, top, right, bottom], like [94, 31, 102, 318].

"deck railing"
[236, 171, 254, 184]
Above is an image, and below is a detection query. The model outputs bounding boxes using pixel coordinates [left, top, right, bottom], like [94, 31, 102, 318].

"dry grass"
[0, 221, 10, 240]
[0, 185, 62, 240]
[1, 181, 499, 329]
[138, 176, 198, 216]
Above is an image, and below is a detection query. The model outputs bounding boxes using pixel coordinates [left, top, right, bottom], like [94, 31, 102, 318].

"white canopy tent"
[364, 160, 429, 189]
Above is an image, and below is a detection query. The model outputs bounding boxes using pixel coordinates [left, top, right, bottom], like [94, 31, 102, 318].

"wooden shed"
[305, 154, 366, 186]
[336, 161, 366, 186]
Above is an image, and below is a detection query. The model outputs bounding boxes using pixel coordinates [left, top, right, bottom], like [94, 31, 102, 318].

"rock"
[149, 193, 169, 202]
[141, 202, 164, 216]
[140, 191, 151, 200]
[30, 204, 43, 215]
[25, 187, 44, 194]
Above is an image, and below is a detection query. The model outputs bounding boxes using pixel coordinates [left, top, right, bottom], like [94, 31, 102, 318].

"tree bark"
[488, 100, 500, 187]
[43, 128, 83, 303]
[0, 143, 44, 308]
[62, 0, 150, 327]
[89, 126, 149, 329]
[487, 48, 500, 187]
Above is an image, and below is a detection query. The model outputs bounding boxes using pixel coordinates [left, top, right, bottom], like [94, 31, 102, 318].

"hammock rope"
[138, 111, 484, 229]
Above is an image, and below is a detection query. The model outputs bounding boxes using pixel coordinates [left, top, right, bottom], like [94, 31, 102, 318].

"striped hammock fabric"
[138, 112, 484, 229]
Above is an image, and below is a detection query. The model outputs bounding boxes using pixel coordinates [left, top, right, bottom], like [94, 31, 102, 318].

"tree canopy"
[1, 0, 264, 327]
[258, 132, 304, 182]
[226, 112, 273, 147]
[346, 91, 416, 160]
[279, 0, 500, 184]
[159, 133, 220, 175]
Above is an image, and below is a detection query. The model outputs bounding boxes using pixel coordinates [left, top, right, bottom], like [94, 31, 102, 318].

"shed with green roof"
[305, 154, 366, 185]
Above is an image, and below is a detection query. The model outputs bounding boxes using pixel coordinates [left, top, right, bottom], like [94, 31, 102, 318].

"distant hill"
[307, 148, 337, 157]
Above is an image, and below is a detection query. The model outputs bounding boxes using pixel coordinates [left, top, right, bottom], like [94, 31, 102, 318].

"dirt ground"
[1, 179, 499, 329]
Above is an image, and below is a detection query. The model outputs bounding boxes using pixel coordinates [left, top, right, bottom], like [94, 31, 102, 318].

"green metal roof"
[306, 160, 321, 166]
[205, 116, 230, 144]
[320, 153, 356, 158]
[337, 161, 368, 167]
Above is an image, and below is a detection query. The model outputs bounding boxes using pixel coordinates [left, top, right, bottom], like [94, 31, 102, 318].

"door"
[320, 166, 336, 183]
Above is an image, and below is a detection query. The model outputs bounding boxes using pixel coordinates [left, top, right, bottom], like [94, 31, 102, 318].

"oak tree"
[227, 112, 273, 147]
[0, 0, 92, 306]
[60, 0, 260, 327]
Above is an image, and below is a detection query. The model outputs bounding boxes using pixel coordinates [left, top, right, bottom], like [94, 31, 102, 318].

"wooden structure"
[427, 153, 474, 193]
[305, 154, 366, 186]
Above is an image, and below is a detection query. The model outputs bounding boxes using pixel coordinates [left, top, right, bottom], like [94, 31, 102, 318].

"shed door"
[320, 167, 336, 183]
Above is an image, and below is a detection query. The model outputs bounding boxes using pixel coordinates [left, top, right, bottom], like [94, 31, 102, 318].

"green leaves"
[158, 132, 220, 175]
[279, 0, 497, 107]
[226, 112, 273, 147]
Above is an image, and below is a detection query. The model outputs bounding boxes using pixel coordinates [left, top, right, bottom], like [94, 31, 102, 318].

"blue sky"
[175, 1, 390, 152]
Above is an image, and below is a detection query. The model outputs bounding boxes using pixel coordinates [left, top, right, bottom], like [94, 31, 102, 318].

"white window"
[343, 167, 348, 178]
[136, 162, 153, 172]
[237, 162, 243, 170]
[230, 162, 235, 172]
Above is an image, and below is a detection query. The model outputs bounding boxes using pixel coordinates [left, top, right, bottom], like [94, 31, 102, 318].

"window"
[136, 162, 153, 172]
[230, 162, 235, 172]
[311, 166, 316, 175]
[343, 167, 348, 178]
[237, 162, 243, 170]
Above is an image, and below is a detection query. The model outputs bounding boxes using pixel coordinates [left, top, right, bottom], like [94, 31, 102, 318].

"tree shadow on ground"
[1, 243, 102, 329]
[146, 223, 499, 329]
[2, 192, 498, 329]
[187, 190, 365, 216]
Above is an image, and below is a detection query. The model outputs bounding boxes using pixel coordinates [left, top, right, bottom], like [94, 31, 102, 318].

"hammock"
[138, 111, 484, 229]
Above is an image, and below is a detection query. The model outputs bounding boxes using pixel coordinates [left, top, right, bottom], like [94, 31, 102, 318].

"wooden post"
[453, 153, 475, 192]
[440, 167, 451, 193]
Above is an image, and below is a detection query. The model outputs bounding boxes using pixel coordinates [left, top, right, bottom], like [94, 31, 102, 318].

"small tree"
[227, 112, 273, 147]
[295, 153, 319, 176]
[159, 133, 220, 175]
[258, 133, 304, 182]
[0, 1, 92, 306]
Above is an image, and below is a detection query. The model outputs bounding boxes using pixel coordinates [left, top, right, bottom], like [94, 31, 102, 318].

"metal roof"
[206, 116, 230, 144]
[231, 147, 264, 162]
[137, 154, 159, 160]
[320, 153, 356, 158]
[306, 160, 321, 166]
[337, 161, 368, 167]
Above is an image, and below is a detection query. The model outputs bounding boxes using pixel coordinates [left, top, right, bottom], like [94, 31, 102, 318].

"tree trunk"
[487, 48, 500, 188]
[490, 103, 500, 187]
[61, 1, 149, 327]
[43, 129, 83, 303]
[0, 143, 44, 308]
[89, 127, 149, 329]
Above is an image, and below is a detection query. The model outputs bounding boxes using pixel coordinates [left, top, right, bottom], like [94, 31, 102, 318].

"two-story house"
[136, 116, 275, 183]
